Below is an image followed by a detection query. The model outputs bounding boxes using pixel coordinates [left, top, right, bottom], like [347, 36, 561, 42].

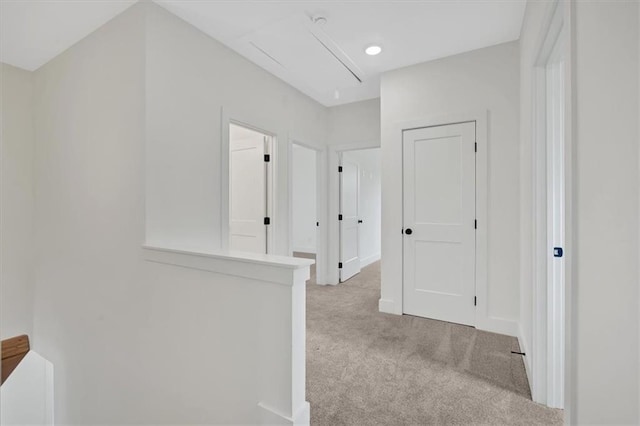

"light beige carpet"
[305, 261, 563, 425]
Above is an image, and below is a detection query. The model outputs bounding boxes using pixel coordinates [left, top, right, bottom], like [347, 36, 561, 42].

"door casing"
[531, 0, 572, 411]
[401, 121, 477, 326]
[383, 111, 496, 331]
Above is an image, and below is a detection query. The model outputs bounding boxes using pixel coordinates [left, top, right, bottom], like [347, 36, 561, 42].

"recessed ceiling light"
[365, 45, 382, 56]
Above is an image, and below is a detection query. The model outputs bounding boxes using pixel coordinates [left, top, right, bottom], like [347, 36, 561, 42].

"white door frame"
[327, 141, 379, 285]
[288, 139, 328, 284]
[401, 122, 477, 326]
[222, 109, 277, 254]
[386, 111, 497, 332]
[530, 0, 573, 413]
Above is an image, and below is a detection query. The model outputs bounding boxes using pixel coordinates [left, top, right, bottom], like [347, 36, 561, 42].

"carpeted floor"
[305, 260, 563, 425]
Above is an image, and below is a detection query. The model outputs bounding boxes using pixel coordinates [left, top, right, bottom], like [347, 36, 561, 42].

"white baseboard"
[378, 298, 401, 315]
[476, 316, 518, 337]
[360, 253, 381, 268]
[257, 401, 310, 425]
[517, 324, 533, 396]
[292, 246, 316, 255]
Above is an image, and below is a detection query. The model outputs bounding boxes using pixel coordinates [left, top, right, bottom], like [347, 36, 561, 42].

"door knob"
[358, 220, 363, 224]
[405, 228, 413, 235]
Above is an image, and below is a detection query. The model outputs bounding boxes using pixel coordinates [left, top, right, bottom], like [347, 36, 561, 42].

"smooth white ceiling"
[0, 0, 137, 71]
[1, 0, 526, 107]
[155, 0, 526, 106]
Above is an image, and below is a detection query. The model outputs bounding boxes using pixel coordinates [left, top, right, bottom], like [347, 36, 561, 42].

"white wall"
[520, 1, 640, 422]
[0, 351, 54, 425]
[380, 42, 520, 335]
[570, 2, 639, 423]
[1, 63, 35, 340]
[291, 144, 317, 253]
[31, 4, 146, 422]
[145, 3, 328, 255]
[342, 148, 381, 267]
[328, 98, 381, 146]
[29, 3, 314, 423]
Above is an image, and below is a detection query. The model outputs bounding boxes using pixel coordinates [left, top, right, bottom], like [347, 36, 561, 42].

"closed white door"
[339, 160, 361, 281]
[402, 122, 476, 326]
[229, 136, 267, 253]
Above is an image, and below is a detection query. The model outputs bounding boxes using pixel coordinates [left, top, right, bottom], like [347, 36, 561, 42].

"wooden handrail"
[1, 335, 30, 385]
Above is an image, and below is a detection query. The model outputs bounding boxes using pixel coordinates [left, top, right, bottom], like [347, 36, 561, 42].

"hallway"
[306, 262, 563, 425]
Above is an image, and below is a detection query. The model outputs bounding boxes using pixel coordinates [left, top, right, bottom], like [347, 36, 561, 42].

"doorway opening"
[228, 122, 274, 254]
[338, 148, 381, 282]
[291, 143, 318, 263]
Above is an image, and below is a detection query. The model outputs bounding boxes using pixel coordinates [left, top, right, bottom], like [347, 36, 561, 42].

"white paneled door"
[230, 135, 267, 254]
[339, 160, 361, 282]
[402, 122, 476, 326]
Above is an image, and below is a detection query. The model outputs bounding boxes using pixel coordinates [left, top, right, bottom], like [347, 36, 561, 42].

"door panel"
[339, 160, 361, 281]
[230, 136, 266, 253]
[414, 137, 462, 224]
[403, 122, 476, 326]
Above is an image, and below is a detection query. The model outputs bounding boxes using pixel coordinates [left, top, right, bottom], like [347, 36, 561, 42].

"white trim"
[518, 323, 534, 392]
[142, 245, 313, 286]
[360, 252, 381, 268]
[292, 247, 317, 255]
[327, 141, 381, 285]
[381, 111, 503, 334]
[530, 0, 571, 410]
[480, 317, 518, 337]
[378, 298, 396, 313]
[257, 401, 310, 426]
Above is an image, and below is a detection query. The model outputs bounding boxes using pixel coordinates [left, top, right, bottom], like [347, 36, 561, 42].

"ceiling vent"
[249, 41, 286, 68]
[233, 14, 365, 96]
[308, 28, 364, 84]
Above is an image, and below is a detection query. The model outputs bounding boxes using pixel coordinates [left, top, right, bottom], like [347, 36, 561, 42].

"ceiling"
[1, 0, 526, 107]
[0, 0, 137, 72]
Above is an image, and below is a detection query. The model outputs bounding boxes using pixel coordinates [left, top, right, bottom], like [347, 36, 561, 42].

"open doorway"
[291, 143, 318, 261]
[339, 148, 381, 282]
[228, 123, 273, 254]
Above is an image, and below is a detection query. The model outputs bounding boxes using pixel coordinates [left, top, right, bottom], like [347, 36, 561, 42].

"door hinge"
[474, 296, 477, 306]
[264, 217, 270, 225]
[338, 166, 343, 173]
[474, 142, 477, 153]
[338, 214, 343, 221]
[316, 221, 319, 227]
[264, 154, 270, 162]
[474, 219, 477, 229]
[338, 262, 343, 269]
